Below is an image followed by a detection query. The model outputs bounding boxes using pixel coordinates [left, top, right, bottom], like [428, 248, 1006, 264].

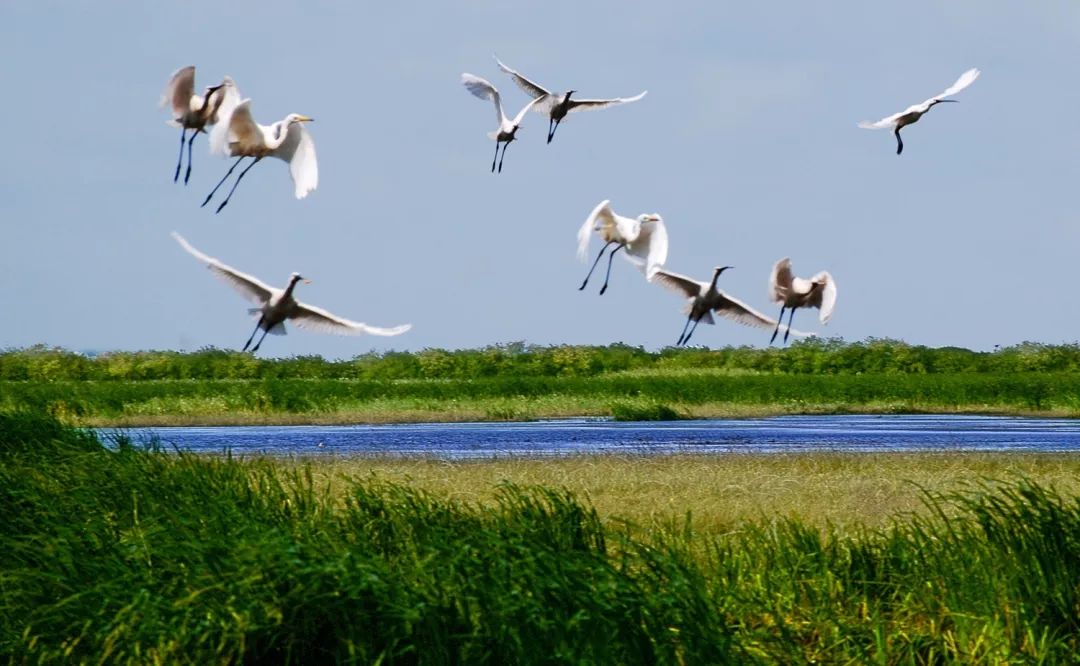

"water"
[111, 415, 1080, 459]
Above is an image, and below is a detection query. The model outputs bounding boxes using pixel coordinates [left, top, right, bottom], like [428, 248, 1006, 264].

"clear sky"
[2, 1, 1078, 357]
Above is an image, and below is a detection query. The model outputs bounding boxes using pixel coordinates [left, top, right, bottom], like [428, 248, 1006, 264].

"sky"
[2, 1, 1079, 358]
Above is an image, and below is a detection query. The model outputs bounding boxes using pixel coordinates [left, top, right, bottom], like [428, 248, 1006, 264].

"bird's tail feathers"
[699, 311, 715, 326]
[268, 322, 287, 336]
[486, 130, 500, 140]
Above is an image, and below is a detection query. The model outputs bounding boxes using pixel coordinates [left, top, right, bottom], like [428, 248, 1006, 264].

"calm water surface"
[113, 415, 1080, 459]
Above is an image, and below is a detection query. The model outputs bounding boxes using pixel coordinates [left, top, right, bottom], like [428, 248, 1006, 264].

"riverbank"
[4, 412, 1079, 662]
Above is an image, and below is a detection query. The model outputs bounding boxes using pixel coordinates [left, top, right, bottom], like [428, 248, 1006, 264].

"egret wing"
[566, 91, 647, 113]
[223, 99, 262, 153]
[813, 271, 837, 324]
[171, 232, 273, 305]
[931, 67, 980, 102]
[208, 78, 243, 155]
[624, 218, 668, 279]
[271, 122, 318, 198]
[493, 55, 551, 100]
[462, 73, 504, 125]
[161, 65, 195, 118]
[510, 94, 546, 126]
[578, 199, 618, 260]
[769, 256, 794, 303]
[651, 269, 705, 299]
[291, 301, 412, 337]
[713, 291, 784, 331]
[857, 112, 904, 130]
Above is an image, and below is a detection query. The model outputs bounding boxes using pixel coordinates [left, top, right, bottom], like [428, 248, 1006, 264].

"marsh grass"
[6, 371, 1080, 426]
[4, 412, 1080, 662]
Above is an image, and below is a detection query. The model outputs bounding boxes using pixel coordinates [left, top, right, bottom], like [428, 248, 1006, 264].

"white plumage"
[160, 66, 240, 184]
[652, 266, 807, 346]
[171, 232, 410, 353]
[494, 55, 647, 143]
[767, 257, 837, 344]
[858, 68, 980, 154]
[201, 99, 317, 213]
[577, 199, 668, 295]
[461, 73, 545, 173]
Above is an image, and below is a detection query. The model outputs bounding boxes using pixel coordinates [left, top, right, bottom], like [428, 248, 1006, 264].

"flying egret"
[201, 100, 317, 213]
[858, 67, 980, 154]
[494, 55, 647, 144]
[768, 257, 837, 345]
[160, 66, 239, 184]
[171, 232, 410, 353]
[576, 199, 668, 295]
[461, 73, 545, 173]
[652, 266, 805, 346]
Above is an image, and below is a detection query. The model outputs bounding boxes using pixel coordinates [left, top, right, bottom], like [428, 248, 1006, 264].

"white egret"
[160, 66, 239, 184]
[768, 257, 837, 345]
[576, 199, 668, 295]
[494, 55, 647, 144]
[652, 266, 804, 346]
[201, 100, 317, 213]
[171, 232, 410, 353]
[858, 67, 980, 154]
[461, 73, 545, 173]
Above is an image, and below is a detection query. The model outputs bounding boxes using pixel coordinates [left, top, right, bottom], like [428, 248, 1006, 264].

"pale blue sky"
[2, 2, 1079, 357]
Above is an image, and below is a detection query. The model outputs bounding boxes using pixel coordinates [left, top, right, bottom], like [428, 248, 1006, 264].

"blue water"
[110, 415, 1080, 459]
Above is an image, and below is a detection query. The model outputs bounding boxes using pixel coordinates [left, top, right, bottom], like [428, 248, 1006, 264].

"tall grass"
[2, 412, 1079, 662]
[4, 371, 1080, 424]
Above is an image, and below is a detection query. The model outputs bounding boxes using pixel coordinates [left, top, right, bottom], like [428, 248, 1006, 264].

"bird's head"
[286, 114, 315, 125]
[931, 99, 959, 107]
[204, 83, 224, 97]
[289, 272, 312, 285]
[639, 213, 662, 224]
[565, 90, 577, 100]
[714, 266, 733, 276]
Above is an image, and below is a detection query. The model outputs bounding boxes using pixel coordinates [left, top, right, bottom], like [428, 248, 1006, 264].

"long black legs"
[676, 313, 694, 346]
[682, 317, 702, 346]
[894, 128, 904, 155]
[215, 157, 261, 213]
[202, 156, 246, 208]
[547, 118, 561, 144]
[579, 241, 614, 291]
[183, 129, 199, 184]
[491, 140, 500, 172]
[598, 244, 624, 295]
[783, 306, 797, 343]
[242, 318, 263, 352]
[770, 306, 786, 344]
[174, 128, 187, 182]
[497, 141, 510, 173]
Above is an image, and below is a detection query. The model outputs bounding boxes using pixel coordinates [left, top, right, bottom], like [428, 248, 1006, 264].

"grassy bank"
[4, 370, 1080, 425]
[3, 412, 1080, 662]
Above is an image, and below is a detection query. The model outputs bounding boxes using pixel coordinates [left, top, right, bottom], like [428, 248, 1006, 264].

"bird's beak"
[303, 279, 312, 284]
[297, 115, 315, 122]
[719, 265, 734, 273]
[939, 99, 959, 103]
[205, 84, 224, 96]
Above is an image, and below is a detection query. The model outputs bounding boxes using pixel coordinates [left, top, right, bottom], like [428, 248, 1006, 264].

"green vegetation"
[3, 412, 1080, 662]
[4, 340, 1080, 424]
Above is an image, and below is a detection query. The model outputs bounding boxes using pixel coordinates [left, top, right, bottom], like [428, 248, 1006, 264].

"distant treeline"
[3, 339, 1080, 381]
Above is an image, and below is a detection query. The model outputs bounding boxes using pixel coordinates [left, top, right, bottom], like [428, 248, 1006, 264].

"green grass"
[4, 371, 1080, 425]
[3, 412, 1080, 662]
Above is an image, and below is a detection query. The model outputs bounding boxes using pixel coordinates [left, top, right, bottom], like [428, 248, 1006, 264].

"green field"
[3, 412, 1079, 662]
[4, 341, 1080, 424]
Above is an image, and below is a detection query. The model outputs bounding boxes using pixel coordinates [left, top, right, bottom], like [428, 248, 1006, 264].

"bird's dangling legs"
[202, 156, 246, 207]
[174, 127, 187, 183]
[497, 141, 510, 173]
[769, 306, 786, 344]
[894, 128, 904, 155]
[242, 318, 263, 352]
[682, 317, 702, 346]
[676, 313, 694, 346]
[546, 118, 555, 143]
[184, 129, 200, 185]
[250, 328, 271, 353]
[579, 241, 614, 290]
[215, 157, 261, 214]
[491, 140, 500, 172]
[598, 244, 624, 295]
[783, 307, 797, 343]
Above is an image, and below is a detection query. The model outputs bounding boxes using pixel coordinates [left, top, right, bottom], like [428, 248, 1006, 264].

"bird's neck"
[708, 271, 723, 291]
[266, 121, 293, 150]
[282, 277, 301, 299]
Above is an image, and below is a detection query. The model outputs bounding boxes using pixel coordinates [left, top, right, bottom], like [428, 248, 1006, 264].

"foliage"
[2, 412, 1079, 662]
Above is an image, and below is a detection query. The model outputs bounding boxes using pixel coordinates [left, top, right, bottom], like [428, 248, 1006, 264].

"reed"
[3, 412, 1079, 662]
